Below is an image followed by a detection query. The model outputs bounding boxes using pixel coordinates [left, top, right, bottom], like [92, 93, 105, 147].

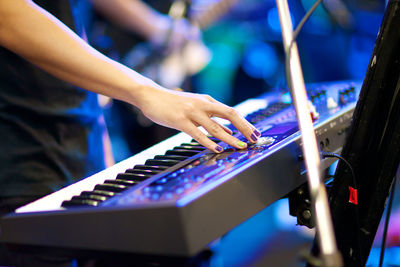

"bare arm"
[0, 0, 151, 105]
[90, 0, 170, 41]
[0, 0, 260, 152]
[91, 0, 198, 48]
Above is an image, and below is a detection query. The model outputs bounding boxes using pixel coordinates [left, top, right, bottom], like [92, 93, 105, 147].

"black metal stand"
[317, 1, 400, 265]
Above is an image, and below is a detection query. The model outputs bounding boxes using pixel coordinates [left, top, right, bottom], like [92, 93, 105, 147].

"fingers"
[154, 91, 260, 153]
[198, 116, 248, 150]
[212, 119, 233, 135]
[206, 102, 261, 144]
[182, 124, 224, 153]
[202, 94, 218, 103]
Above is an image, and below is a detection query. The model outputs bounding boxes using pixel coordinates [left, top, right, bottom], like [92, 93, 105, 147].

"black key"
[165, 149, 202, 157]
[94, 183, 127, 193]
[133, 165, 169, 171]
[191, 137, 220, 143]
[145, 159, 180, 167]
[62, 198, 100, 208]
[181, 142, 201, 145]
[72, 195, 108, 202]
[125, 168, 161, 176]
[174, 145, 206, 151]
[117, 173, 150, 181]
[180, 143, 206, 149]
[154, 155, 188, 161]
[104, 179, 138, 187]
[81, 190, 118, 198]
[208, 137, 220, 142]
[192, 137, 220, 143]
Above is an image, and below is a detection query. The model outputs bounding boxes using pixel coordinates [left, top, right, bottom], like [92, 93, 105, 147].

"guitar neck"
[190, 0, 238, 30]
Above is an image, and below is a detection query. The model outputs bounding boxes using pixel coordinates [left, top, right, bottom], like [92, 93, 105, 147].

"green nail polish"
[238, 141, 246, 148]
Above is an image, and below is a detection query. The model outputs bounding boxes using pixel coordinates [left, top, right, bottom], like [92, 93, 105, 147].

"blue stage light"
[242, 41, 278, 80]
[268, 7, 293, 33]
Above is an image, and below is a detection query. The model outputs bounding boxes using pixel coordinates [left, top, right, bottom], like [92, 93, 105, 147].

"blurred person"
[91, 0, 204, 157]
[0, 0, 260, 265]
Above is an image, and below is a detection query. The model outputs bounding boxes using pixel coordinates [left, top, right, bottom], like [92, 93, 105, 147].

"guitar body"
[123, 39, 211, 88]
[121, 0, 238, 88]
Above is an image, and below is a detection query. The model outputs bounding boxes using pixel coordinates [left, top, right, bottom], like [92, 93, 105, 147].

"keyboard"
[0, 80, 360, 257]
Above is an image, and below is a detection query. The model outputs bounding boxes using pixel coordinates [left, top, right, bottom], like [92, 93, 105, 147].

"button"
[155, 185, 164, 192]
[175, 187, 185, 194]
[164, 193, 173, 199]
[150, 194, 160, 201]
[254, 136, 275, 146]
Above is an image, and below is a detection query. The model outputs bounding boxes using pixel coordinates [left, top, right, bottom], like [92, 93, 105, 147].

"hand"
[136, 87, 261, 153]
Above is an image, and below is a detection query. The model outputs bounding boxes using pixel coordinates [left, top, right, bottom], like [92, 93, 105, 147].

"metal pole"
[275, 1, 343, 265]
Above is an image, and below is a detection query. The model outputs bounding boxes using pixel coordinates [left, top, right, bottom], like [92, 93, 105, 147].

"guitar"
[123, 0, 239, 89]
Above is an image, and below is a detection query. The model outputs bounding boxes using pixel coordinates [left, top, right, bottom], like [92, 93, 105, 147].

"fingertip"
[215, 145, 224, 153]
[250, 133, 258, 143]
[237, 141, 247, 149]
[246, 128, 262, 143]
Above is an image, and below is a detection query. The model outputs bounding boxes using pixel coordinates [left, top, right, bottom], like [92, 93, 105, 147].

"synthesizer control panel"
[105, 81, 358, 208]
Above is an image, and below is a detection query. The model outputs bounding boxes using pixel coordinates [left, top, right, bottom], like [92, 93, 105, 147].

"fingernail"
[238, 141, 246, 148]
[254, 130, 261, 137]
[251, 133, 258, 142]
[215, 146, 223, 153]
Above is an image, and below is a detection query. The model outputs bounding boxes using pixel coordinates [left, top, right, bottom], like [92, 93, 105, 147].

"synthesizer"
[0, 80, 360, 257]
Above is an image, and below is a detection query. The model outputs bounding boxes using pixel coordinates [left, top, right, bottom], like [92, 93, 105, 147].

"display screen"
[264, 122, 297, 136]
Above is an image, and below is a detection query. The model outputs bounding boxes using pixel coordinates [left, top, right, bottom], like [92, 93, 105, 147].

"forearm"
[0, 0, 260, 153]
[0, 0, 157, 107]
[91, 0, 169, 40]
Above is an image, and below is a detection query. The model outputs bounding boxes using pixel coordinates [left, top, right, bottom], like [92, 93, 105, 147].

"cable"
[320, 155, 397, 266]
[379, 177, 396, 267]
[321, 152, 356, 189]
[320, 151, 363, 262]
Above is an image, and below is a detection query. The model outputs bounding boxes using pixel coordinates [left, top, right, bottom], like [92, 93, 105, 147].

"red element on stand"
[349, 186, 358, 205]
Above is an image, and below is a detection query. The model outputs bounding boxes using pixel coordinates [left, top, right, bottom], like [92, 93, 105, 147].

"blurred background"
[90, 0, 398, 265]
[92, 0, 385, 161]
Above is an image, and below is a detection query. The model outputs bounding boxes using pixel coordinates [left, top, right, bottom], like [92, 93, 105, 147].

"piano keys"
[12, 96, 270, 214]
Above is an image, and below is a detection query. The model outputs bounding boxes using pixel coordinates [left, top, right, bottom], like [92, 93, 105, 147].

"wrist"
[127, 77, 165, 110]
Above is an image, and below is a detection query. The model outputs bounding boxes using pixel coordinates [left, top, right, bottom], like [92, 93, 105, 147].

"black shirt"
[0, 0, 105, 197]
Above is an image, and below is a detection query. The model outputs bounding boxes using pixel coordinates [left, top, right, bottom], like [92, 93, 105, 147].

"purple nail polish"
[251, 133, 258, 142]
[254, 130, 261, 137]
[216, 146, 223, 152]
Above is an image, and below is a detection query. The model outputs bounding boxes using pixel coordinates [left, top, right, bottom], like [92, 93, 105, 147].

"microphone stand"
[275, 1, 343, 266]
